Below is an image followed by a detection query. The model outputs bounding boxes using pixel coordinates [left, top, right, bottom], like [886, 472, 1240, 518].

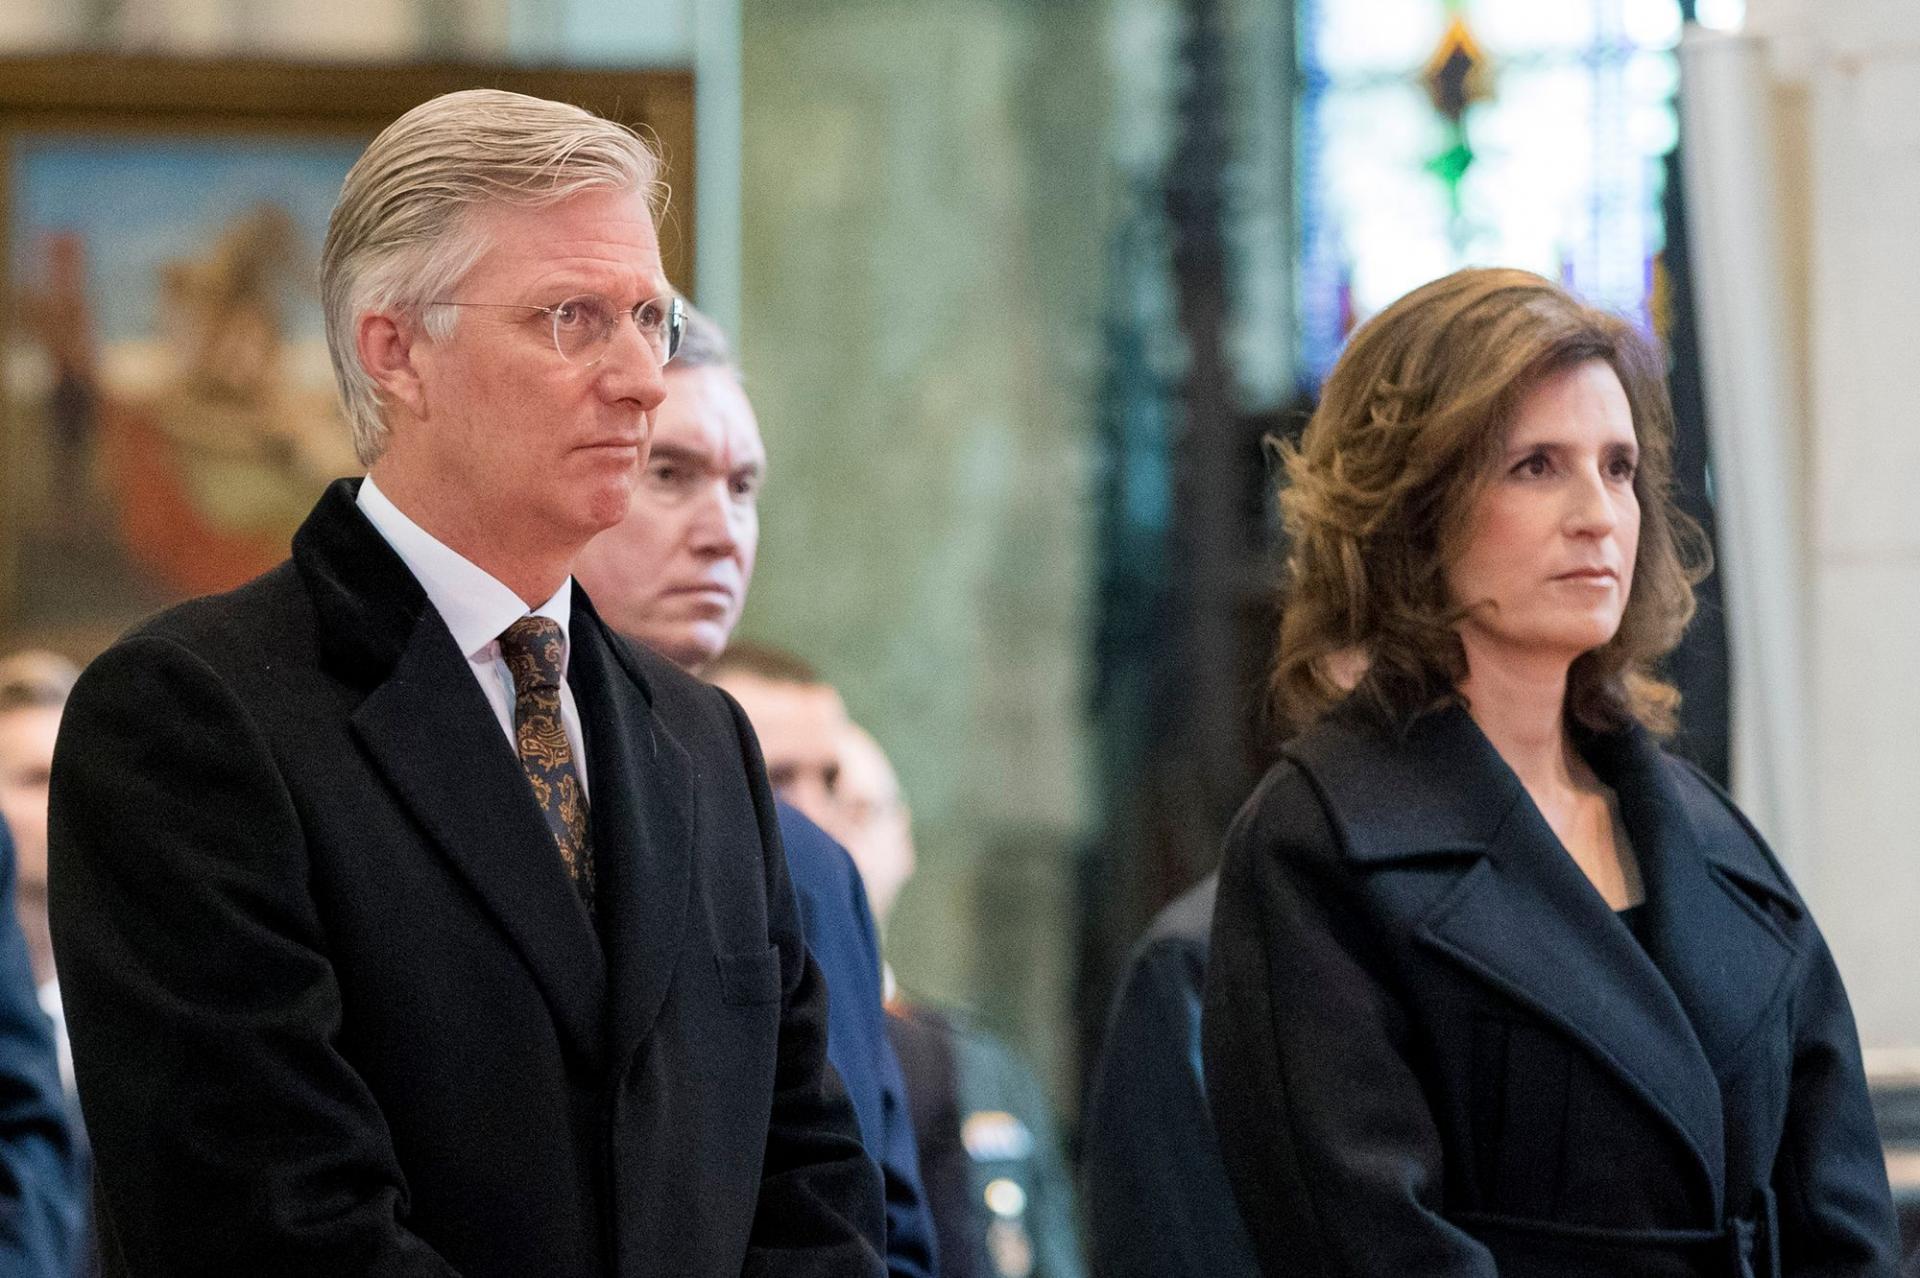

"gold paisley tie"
[498, 616, 595, 914]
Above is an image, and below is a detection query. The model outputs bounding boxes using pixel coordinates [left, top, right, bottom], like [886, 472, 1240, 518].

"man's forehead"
[656, 370, 766, 469]
[723, 676, 841, 737]
[467, 191, 668, 295]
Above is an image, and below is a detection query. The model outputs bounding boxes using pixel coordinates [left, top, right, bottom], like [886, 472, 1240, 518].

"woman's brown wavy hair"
[1271, 267, 1711, 736]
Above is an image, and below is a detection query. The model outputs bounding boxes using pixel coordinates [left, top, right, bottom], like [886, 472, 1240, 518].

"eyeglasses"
[427, 293, 685, 367]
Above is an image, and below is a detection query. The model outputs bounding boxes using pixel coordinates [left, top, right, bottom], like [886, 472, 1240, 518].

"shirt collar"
[356, 475, 573, 666]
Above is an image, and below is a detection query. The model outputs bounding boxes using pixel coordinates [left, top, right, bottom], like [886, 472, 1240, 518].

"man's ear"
[356, 311, 429, 420]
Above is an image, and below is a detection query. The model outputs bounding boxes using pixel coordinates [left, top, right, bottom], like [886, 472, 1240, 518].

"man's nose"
[599, 317, 669, 412]
[687, 482, 744, 556]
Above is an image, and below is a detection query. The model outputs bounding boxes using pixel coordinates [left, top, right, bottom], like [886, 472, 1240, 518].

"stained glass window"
[1295, 0, 1730, 382]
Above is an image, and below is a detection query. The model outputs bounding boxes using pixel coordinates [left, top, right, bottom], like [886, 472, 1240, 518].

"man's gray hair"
[671, 300, 737, 376]
[322, 89, 665, 465]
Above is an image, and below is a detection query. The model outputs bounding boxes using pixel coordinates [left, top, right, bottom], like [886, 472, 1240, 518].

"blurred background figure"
[706, 645, 849, 829]
[0, 653, 78, 1078]
[1078, 871, 1255, 1278]
[0, 653, 92, 1277]
[0, 791, 82, 1275]
[713, 658, 1087, 1278]
[832, 723, 915, 932]
[572, 304, 935, 1278]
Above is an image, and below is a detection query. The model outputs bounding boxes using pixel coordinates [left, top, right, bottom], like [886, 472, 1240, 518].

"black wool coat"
[1202, 702, 1898, 1278]
[47, 480, 885, 1278]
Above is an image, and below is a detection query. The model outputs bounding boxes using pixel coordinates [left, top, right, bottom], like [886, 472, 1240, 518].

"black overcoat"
[1202, 702, 1898, 1277]
[47, 480, 885, 1277]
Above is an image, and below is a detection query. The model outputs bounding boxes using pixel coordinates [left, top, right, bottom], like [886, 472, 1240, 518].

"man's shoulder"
[1139, 873, 1217, 953]
[773, 803, 859, 895]
[101, 561, 312, 680]
[769, 802, 880, 990]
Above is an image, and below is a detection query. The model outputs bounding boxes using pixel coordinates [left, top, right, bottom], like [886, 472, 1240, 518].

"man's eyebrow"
[647, 442, 713, 465]
[532, 273, 672, 300]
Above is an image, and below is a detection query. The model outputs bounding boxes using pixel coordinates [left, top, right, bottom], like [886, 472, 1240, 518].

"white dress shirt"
[37, 979, 72, 1099]
[356, 475, 589, 798]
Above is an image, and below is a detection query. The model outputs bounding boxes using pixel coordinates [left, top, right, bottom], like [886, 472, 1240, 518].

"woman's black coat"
[1201, 702, 1898, 1277]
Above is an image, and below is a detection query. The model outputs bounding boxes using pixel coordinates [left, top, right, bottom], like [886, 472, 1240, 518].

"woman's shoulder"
[1646, 745, 1806, 917]
[1259, 701, 1529, 868]
[1228, 752, 1340, 860]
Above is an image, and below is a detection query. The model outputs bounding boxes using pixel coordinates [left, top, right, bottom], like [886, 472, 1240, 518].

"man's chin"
[645, 622, 731, 676]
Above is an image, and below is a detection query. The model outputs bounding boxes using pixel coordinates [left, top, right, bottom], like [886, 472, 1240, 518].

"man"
[49, 90, 882, 1277]
[824, 718, 1085, 1278]
[0, 652, 92, 1274]
[572, 306, 937, 1278]
[0, 654, 76, 1006]
[702, 646, 849, 827]
[1079, 874, 1258, 1278]
[0, 812, 78, 1277]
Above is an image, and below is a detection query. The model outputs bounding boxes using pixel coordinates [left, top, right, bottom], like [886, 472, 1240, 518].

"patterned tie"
[498, 616, 595, 913]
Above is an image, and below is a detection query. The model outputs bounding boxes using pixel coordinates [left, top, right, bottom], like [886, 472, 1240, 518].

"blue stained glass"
[1297, 0, 1685, 383]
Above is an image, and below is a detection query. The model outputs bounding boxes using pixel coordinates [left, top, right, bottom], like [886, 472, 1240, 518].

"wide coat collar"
[1284, 700, 1806, 1214]
[292, 479, 695, 1080]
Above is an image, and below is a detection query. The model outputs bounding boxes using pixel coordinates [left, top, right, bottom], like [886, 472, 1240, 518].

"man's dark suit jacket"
[777, 803, 937, 1278]
[0, 818, 79, 1276]
[1204, 701, 1898, 1277]
[47, 479, 885, 1278]
[1081, 873, 1257, 1278]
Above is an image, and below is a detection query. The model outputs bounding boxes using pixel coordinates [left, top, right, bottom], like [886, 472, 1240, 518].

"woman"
[1201, 268, 1897, 1276]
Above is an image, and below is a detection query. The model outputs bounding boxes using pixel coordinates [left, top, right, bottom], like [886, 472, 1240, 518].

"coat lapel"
[295, 480, 607, 1071]
[1417, 785, 1728, 1208]
[1582, 729, 1804, 1086]
[567, 597, 695, 1074]
[1290, 705, 1728, 1208]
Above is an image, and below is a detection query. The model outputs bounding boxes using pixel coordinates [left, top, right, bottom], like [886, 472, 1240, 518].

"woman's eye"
[1512, 453, 1550, 478]
[1609, 456, 1638, 481]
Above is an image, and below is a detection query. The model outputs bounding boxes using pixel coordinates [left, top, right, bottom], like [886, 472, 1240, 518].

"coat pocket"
[715, 944, 782, 1006]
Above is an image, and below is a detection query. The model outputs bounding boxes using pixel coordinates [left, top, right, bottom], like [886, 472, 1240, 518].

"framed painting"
[0, 54, 695, 656]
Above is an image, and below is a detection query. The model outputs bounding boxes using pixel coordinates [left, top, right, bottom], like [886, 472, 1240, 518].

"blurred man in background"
[0, 653, 79, 1077]
[0, 800, 80, 1274]
[707, 651, 1085, 1278]
[572, 303, 936, 1278]
[705, 646, 850, 830]
[0, 652, 92, 1276]
[1079, 872, 1256, 1278]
